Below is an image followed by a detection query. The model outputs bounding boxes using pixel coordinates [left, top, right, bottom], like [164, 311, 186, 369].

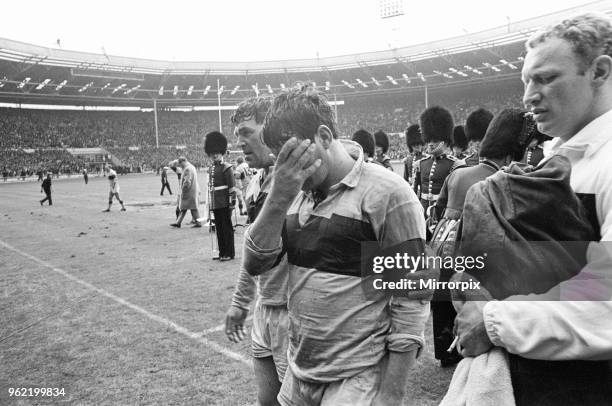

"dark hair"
[527, 13, 612, 73]
[352, 129, 375, 158]
[262, 85, 338, 152]
[480, 109, 536, 161]
[231, 96, 272, 125]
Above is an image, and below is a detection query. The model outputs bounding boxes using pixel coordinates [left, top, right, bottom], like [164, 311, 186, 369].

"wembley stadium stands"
[1, 3, 610, 179]
[0, 85, 524, 176]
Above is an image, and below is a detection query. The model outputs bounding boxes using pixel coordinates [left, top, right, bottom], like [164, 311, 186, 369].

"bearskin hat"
[419, 106, 453, 144]
[405, 124, 423, 151]
[204, 131, 228, 155]
[374, 130, 390, 154]
[480, 109, 532, 161]
[352, 129, 375, 158]
[465, 108, 494, 142]
[452, 125, 468, 150]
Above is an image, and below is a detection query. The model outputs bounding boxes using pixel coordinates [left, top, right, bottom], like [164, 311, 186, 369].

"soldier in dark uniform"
[451, 125, 468, 159]
[351, 129, 376, 163]
[430, 108, 537, 367]
[374, 130, 393, 170]
[521, 131, 551, 167]
[403, 124, 425, 185]
[463, 108, 494, 166]
[205, 131, 236, 261]
[413, 106, 463, 229]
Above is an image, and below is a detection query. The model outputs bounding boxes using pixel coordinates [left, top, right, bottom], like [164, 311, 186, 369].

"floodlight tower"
[378, 0, 405, 19]
[378, 0, 408, 49]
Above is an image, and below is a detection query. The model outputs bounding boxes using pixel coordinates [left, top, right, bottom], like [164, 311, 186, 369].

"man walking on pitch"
[225, 96, 289, 406]
[170, 157, 201, 228]
[103, 165, 126, 212]
[40, 173, 52, 206]
[160, 166, 172, 196]
[244, 86, 431, 405]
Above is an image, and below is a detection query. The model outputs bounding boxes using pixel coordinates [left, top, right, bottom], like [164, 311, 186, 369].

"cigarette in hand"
[447, 336, 459, 353]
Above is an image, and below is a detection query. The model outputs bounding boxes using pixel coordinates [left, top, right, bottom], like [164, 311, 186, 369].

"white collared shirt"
[483, 108, 612, 361]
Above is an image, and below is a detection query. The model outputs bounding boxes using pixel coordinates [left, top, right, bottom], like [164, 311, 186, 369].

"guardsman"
[431, 109, 538, 368]
[205, 131, 236, 261]
[463, 108, 494, 166]
[374, 130, 394, 170]
[403, 123, 425, 185]
[451, 125, 468, 159]
[413, 106, 463, 228]
[351, 129, 376, 163]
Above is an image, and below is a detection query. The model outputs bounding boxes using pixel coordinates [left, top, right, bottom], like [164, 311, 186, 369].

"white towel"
[439, 347, 515, 406]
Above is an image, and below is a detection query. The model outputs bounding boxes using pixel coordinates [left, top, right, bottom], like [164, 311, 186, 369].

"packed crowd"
[0, 90, 524, 176]
[0, 108, 236, 149]
[1, 149, 88, 180]
[0, 90, 521, 148]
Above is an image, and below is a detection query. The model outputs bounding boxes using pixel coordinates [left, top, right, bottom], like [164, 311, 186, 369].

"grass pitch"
[0, 170, 453, 405]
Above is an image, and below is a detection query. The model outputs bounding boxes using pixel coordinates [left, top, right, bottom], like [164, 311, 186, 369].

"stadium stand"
[0, 86, 524, 177]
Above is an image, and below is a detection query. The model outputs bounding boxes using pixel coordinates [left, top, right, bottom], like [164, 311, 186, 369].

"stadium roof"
[3, 3, 609, 74]
[0, 1, 610, 106]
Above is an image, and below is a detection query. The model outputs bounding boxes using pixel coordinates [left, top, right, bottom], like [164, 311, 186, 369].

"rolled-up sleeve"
[387, 296, 430, 356]
[242, 226, 283, 276]
[230, 268, 256, 311]
[367, 181, 429, 355]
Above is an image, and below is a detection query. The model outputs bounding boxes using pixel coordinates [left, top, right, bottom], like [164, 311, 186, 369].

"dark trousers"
[213, 207, 234, 258]
[509, 355, 612, 406]
[41, 192, 52, 205]
[432, 265, 461, 362]
[432, 300, 458, 360]
[160, 181, 172, 195]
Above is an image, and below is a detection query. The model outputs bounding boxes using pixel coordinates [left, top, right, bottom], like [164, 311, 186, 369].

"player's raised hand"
[270, 138, 321, 203]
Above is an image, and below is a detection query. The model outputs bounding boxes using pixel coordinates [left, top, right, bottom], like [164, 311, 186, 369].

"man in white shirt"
[103, 165, 126, 212]
[454, 12, 612, 405]
[234, 156, 250, 216]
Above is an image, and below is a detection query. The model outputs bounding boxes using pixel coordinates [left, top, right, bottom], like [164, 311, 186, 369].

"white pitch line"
[0, 239, 252, 366]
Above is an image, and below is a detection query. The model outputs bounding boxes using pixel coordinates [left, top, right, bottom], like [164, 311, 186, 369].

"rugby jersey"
[231, 168, 288, 309]
[245, 145, 429, 382]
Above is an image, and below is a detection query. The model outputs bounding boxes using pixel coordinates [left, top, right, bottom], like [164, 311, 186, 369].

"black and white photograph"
[1, 0, 612, 404]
